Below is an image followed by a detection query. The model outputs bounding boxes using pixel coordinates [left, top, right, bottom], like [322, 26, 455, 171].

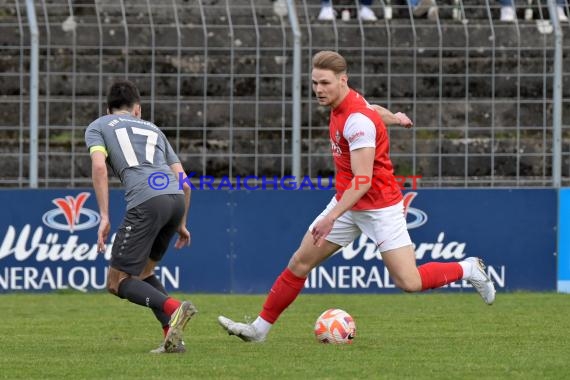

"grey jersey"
[85, 114, 183, 209]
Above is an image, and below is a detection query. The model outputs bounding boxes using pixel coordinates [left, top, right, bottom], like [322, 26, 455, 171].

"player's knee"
[106, 267, 129, 297]
[136, 270, 152, 281]
[106, 280, 119, 296]
[394, 277, 422, 293]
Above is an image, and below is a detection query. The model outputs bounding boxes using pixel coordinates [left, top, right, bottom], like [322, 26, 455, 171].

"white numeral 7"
[115, 127, 158, 167]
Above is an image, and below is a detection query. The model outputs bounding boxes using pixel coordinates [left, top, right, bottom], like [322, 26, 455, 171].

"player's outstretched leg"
[217, 232, 339, 342]
[415, 256, 496, 305]
[216, 266, 307, 343]
[161, 301, 198, 353]
[217, 316, 266, 342]
[386, 246, 496, 305]
[463, 257, 496, 305]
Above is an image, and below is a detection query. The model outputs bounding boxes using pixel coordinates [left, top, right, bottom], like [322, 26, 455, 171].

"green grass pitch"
[1, 292, 569, 379]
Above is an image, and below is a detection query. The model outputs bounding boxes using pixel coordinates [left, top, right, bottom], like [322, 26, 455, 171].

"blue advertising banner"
[558, 188, 570, 293]
[301, 189, 557, 293]
[0, 190, 111, 292]
[0, 189, 557, 293]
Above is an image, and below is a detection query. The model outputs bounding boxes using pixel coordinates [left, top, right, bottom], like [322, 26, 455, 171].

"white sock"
[459, 260, 473, 280]
[252, 316, 272, 336]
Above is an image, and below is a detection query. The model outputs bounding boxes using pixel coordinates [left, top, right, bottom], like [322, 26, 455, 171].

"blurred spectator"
[409, 0, 438, 20]
[318, 0, 378, 21]
[500, 0, 568, 22]
[272, 0, 288, 17]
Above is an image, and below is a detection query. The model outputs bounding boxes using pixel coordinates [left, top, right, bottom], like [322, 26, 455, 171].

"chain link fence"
[0, 0, 568, 188]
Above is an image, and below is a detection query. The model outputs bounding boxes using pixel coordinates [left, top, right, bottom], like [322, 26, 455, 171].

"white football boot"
[218, 316, 266, 342]
[464, 257, 496, 305]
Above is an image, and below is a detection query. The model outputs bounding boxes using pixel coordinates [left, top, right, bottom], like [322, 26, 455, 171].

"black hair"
[106, 80, 141, 112]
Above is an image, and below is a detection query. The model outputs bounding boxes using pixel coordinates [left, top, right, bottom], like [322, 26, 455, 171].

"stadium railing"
[0, 0, 568, 188]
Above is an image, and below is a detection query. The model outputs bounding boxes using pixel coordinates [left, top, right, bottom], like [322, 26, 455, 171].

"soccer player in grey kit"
[85, 80, 196, 354]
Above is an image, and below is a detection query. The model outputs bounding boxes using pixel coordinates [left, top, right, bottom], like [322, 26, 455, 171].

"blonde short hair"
[312, 51, 347, 75]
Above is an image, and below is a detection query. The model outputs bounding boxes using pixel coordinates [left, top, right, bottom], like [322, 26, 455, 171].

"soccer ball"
[314, 308, 356, 344]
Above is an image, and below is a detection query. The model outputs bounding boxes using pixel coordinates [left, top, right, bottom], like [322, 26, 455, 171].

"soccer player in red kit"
[218, 51, 495, 342]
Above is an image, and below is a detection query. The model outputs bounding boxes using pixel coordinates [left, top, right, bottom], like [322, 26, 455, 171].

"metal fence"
[0, 0, 568, 188]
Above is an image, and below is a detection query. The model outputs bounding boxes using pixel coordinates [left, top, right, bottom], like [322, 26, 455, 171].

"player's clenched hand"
[395, 112, 413, 128]
[175, 225, 191, 249]
[97, 217, 110, 253]
[311, 215, 335, 247]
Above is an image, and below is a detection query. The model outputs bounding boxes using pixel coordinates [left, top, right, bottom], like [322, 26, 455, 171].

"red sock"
[162, 325, 169, 337]
[417, 262, 463, 290]
[259, 268, 306, 324]
[162, 297, 181, 316]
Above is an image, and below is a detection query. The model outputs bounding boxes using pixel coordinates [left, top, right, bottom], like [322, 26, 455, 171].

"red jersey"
[329, 89, 403, 210]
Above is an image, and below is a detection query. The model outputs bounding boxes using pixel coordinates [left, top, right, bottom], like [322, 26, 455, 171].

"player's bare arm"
[371, 104, 413, 128]
[90, 150, 110, 253]
[311, 147, 375, 247]
[170, 162, 191, 249]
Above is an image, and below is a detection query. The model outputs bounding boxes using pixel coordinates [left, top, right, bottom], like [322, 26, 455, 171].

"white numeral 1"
[114, 127, 158, 167]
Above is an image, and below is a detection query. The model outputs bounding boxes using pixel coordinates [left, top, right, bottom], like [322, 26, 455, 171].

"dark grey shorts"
[110, 194, 185, 275]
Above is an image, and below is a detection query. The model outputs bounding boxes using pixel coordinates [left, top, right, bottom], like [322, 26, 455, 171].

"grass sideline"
[1, 292, 569, 379]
